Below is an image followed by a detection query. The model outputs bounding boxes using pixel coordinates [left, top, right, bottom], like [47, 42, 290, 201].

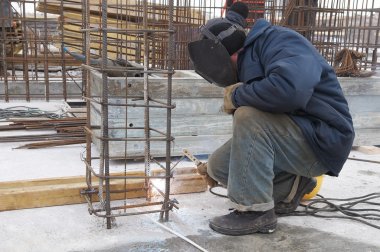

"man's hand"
[223, 82, 242, 114]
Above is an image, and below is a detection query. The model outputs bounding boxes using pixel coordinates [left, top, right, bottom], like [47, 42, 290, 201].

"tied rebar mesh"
[81, 0, 176, 229]
[0, 0, 379, 102]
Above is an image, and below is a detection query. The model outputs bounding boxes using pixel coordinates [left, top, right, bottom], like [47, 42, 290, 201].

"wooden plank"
[62, 11, 177, 30]
[62, 25, 144, 51]
[0, 168, 207, 211]
[37, 0, 204, 25]
[0, 180, 146, 211]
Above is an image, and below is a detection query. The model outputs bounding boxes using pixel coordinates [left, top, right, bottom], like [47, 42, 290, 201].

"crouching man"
[188, 2, 354, 236]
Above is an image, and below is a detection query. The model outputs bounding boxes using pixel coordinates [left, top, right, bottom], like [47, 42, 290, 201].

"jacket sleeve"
[233, 30, 323, 113]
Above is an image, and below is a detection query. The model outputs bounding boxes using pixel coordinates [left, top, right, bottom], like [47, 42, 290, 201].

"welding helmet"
[188, 3, 248, 87]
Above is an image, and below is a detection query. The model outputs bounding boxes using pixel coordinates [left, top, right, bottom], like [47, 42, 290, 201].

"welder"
[188, 2, 355, 236]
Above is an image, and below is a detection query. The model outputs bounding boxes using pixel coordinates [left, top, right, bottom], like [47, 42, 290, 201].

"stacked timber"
[89, 70, 380, 158]
[37, 0, 203, 68]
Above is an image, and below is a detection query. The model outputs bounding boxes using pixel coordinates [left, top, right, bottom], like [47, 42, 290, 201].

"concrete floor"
[1, 102, 380, 252]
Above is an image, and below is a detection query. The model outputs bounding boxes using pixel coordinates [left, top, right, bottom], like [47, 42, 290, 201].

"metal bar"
[43, 0, 49, 101]
[22, 1, 30, 101]
[83, 158, 170, 179]
[84, 0, 93, 208]
[100, 0, 112, 229]
[162, 0, 174, 222]
[143, 0, 152, 202]
[91, 201, 164, 212]
[82, 97, 175, 109]
[80, 28, 175, 33]
[60, 0, 67, 100]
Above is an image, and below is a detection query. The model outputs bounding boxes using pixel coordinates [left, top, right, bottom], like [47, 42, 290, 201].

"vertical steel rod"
[60, 0, 67, 100]
[162, 0, 174, 222]
[43, 0, 49, 101]
[84, 0, 93, 205]
[143, 0, 152, 202]
[100, 0, 112, 229]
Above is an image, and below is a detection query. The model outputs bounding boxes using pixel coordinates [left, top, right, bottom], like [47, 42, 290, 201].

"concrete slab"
[1, 102, 380, 252]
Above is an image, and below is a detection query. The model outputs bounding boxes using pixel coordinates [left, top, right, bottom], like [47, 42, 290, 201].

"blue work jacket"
[232, 19, 355, 176]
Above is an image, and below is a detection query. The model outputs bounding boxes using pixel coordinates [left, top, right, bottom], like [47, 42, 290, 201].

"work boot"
[275, 176, 317, 214]
[209, 208, 277, 236]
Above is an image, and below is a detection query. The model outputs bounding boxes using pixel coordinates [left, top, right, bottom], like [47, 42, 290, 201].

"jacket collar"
[243, 19, 271, 47]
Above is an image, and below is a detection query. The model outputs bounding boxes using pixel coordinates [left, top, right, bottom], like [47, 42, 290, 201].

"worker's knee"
[233, 106, 269, 130]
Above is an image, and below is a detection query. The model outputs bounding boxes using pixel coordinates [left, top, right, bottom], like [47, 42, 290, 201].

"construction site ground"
[1, 101, 380, 252]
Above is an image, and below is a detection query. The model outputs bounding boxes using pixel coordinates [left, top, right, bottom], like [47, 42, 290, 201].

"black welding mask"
[188, 39, 237, 87]
[188, 16, 246, 87]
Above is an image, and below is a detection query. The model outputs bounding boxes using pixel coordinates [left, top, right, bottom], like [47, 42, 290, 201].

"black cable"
[209, 186, 380, 229]
[209, 185, 228, 198]
[283, 193, 380, 230]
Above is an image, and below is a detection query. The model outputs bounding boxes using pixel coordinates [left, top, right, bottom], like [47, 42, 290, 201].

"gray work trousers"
[207, 106, 328, 211]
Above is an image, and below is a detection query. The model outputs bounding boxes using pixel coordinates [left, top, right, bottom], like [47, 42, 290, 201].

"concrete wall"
[89, 70, 380, 158]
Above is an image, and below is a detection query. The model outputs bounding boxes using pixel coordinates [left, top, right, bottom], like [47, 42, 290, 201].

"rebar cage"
[79, 0, 178, 228]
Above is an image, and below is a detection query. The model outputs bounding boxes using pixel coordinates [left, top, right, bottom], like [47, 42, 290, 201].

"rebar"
[0, 0, 379, 101]
[81, 0, 176, 229]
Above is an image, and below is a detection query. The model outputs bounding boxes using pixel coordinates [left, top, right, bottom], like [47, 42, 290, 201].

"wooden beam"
[0, 168, 207, 211]
[37, 0, 204, 25]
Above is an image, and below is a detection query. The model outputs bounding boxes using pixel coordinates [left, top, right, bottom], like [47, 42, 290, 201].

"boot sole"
[209, 220, 277, 236]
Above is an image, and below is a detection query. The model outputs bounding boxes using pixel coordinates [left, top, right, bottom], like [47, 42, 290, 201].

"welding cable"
[282, 193, 380, 230]
[209, 185, 228, 198]
[209, 185, 380, 230]
[153, 220, 209, 252]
